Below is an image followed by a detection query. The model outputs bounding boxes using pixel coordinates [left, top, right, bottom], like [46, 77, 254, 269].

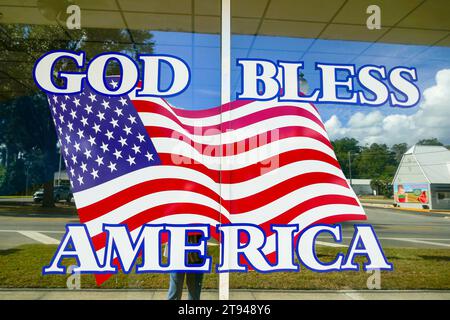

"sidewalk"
[1, 289, 449, 300]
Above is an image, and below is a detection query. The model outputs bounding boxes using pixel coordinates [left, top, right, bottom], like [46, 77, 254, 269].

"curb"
[362, 203, 450, 217]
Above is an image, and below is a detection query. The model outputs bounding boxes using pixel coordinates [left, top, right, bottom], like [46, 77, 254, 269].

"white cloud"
[347, 110, 383, 128]
[324, 69, 450, 145]
[323, 115, 342, 136]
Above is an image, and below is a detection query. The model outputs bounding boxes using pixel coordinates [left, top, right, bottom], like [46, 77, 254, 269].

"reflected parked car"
[33, 185, 73, 203]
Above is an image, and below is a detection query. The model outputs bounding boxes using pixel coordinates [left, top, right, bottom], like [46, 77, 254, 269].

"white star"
[136, 133, 145, 143]
[74, 141, 81, 152]
[60, 103, 67, 111]
[70, 109, 77, 119]
[84, 105, 93, 114]
[101, 100, 110, 109]
[73, 97, 81, 107]
[105, 130, 114, 140]
[128, 115, 137, 124]
[70, 167, 75, 176]
[88, 135, 96, 146]
[77, 175, 84, 185]
[80, 162, 88, 173]
[119, 97, 128, 106]
[110, 80, 118, 89]
[118, 136, 127, 147]
[132, 144, 141, 154]
[80, 116, 88, 126]
[123, 125, 132, 135]
[100, 142, 109, 153]
[88, 93, 97, 103]
[90, 168, 99, 179]
[76, 129, 84, 139]
[145, 152, 154, 161]
[65, 134, 71, 143]
[83, 148, 92, 159]
[108, 161, 117, 172]
[126, 155, 136, 166]
[58, 127, 63, 135]
[52, 95, 58, 103]
[64, 146, 69, 155]
[59, 114, 65, 124]
[96, 111, 105, 121]
[114, 107, 123, 117]
[95, 155, 104, 167]
[71, 154, 78, 164]
[113, 149, 123, 160]
[110, 118, 119, 128]
[67, 122, 74, 132]
[64, 95, 70, 100]
[92, 123, 101, 133]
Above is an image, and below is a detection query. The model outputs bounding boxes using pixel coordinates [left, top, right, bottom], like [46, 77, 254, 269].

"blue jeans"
[167, 272, 204, 300]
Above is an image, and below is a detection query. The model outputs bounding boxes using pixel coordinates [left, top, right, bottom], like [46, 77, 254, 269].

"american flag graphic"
[46, 76, 366, 284]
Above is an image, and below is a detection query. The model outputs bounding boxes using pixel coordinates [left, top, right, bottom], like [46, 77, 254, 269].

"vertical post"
[348, 151, 352, 187]
[219, 0, 231, 301]
[57, 147, 62, 186]
[25, 165, 29, 198]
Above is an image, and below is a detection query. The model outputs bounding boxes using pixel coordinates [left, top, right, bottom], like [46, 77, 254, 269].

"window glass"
[0, 0, 221, 298]
[229, 0, 450, 294]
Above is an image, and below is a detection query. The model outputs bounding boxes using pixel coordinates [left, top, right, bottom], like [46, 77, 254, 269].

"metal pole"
[25, 165, 29, 198]
[57, 147, 62, 186]
[219, 0, 231, 301]
[348, 151, 352, 187]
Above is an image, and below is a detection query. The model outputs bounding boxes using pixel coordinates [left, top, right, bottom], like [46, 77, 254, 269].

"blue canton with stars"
[47, 76, 161, 193]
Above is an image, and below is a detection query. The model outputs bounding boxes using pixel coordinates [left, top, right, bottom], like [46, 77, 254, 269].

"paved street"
[339, 206, 450, 249]
[0, 206, 449, 300]
[0, 206, 449, 250]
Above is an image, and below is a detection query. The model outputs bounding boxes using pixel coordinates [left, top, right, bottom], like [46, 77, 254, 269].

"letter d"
[136, 55, 190, 97]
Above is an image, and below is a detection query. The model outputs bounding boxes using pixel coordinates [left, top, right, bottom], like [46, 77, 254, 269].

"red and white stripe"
[72, 90, 366, 284]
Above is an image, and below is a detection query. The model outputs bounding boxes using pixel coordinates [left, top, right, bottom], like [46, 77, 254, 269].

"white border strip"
[17, 231, 60, 245]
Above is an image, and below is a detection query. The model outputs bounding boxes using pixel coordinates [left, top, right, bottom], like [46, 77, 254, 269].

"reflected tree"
[0, 23, 154, 206]
[417, 138, 444, 146]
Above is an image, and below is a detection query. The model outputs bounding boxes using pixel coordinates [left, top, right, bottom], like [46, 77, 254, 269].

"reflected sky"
[151, 31, 450, 144]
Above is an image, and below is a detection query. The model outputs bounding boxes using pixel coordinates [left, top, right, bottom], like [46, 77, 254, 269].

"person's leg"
[167, 273, 185, 300]
[186, 272, 204, 300]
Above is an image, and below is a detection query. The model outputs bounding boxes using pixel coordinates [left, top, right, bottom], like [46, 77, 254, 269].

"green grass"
[0, 196, 32, 199]
[0, 204, 77, 216]
[231, 248, 450, 290]
[358, 195, 394, 200]
[1, 244, 449, 290]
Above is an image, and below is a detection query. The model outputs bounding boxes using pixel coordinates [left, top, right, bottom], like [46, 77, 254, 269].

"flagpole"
[219, 0, 231, 301]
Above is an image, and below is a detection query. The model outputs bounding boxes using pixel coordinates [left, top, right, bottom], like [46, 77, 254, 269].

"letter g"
[33, 51, 86, 94]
